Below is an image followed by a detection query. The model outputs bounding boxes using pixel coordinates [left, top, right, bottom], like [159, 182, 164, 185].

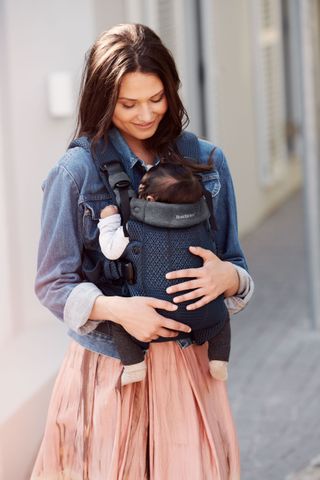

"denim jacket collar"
[108, 127, 160, 171]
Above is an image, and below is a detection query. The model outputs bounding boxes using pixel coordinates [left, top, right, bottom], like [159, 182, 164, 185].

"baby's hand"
[100, 205, 119, 219]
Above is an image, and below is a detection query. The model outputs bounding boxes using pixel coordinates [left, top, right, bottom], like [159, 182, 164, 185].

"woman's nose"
[137, 104, 154, 123]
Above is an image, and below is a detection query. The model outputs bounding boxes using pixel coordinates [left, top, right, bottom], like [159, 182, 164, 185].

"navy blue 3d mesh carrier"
[69, 131, 229, 343]
[122, 198, 229, 342]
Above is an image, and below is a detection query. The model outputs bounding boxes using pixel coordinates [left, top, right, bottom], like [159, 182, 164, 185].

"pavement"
[227, 190, 320, 480]
[287, 455, 320, 480]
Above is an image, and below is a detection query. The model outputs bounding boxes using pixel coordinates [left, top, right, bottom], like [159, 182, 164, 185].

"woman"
[31, 23, 254, 479]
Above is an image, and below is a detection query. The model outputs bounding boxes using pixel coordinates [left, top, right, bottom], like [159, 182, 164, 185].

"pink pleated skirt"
[31, 339, 240, 480]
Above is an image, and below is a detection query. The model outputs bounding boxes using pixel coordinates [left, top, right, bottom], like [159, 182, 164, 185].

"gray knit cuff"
[224, 265, 254, 315]
[64, 282, 104, 335]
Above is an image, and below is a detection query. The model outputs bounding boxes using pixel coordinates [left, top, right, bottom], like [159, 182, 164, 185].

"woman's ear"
[146, 195, 156, 202]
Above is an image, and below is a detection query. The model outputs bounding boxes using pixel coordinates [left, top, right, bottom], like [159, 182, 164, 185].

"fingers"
[165, 267, 203, 281]
[172, 287, 207, 304]
[149, 298, 178, 312]
[166, 279, 202, 295]
[189, 245, 217, 261]
[186, 296, 212, 310]
[160, 317, 191, 333]
[156, 328, 179, 338]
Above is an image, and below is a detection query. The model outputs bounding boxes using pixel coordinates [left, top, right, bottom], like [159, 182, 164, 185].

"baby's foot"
[209, 360, 228, 381]
[121, 360, 147, 386]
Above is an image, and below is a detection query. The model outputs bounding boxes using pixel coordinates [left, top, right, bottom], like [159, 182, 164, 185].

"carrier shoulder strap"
[202, 187, 216, 231]
[175, 132, 216, 231]
[69, 136, 134, 236]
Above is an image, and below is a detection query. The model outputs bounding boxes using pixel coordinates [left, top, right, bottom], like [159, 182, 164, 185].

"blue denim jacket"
[35, 128, 252, 358]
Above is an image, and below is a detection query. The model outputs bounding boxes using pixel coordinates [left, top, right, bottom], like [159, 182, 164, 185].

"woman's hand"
[91, 295, 191, 342]
[165, 246, 240, 310]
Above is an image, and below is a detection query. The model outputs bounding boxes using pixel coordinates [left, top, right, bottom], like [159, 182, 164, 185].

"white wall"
[0, 7, 12, 345]
[1, 0, 95, 339]
[94, 0, 126, 34]
[0, 2, 132, 478]
[1, 0, 92, 478]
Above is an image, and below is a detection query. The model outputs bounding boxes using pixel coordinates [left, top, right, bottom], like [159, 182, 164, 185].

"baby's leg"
[207, 317, 231, 381]
[111, 323, 147, 386]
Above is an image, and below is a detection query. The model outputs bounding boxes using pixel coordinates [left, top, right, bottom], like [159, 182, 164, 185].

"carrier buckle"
[119, 260, 135, 284]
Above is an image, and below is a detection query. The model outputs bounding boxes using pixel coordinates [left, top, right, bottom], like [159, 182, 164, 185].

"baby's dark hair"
[138, 163, 204, 203]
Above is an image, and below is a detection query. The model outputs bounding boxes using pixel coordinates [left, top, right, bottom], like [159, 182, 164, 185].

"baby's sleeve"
[98, 214, 129, 260]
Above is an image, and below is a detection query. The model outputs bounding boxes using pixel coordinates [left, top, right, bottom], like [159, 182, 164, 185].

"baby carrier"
[69, 132, 229, 342]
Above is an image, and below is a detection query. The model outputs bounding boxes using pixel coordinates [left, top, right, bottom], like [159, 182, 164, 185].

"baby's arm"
[98, 205, 129, 260]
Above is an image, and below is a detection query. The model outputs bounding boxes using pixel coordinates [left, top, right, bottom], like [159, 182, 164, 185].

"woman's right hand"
[92, 295, 191, 342]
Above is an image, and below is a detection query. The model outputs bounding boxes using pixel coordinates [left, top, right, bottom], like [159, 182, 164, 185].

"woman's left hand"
[165, 246, 240, 310]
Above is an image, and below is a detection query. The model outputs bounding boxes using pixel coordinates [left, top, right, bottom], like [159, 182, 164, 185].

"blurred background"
[1, 0, 320, 479]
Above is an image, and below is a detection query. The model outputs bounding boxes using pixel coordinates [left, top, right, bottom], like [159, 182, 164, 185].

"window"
[251, 0, 288, 187]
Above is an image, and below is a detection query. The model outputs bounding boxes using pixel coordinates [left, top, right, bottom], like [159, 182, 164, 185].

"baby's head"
[138, 163, 203, 204]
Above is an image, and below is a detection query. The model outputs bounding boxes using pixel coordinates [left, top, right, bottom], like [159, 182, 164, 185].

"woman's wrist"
[223, 261, 240, 297]
[89, 294, 124, 324]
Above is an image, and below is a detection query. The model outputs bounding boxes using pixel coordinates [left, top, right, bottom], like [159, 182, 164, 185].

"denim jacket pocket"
[200, 171, 221, 198]
[80, 193, 114, 250]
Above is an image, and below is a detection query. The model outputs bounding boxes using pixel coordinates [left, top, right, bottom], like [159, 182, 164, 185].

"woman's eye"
[151, 95, 164, 103]
[122, 104, 135, 109]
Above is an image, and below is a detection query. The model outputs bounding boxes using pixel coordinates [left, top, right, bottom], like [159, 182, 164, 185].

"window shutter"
[252, 0, 287, 186]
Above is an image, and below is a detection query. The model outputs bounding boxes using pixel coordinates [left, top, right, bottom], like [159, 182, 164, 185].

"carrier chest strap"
[202, 187, 217, 232]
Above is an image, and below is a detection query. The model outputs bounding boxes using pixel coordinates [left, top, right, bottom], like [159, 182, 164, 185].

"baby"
[98, 163, 231, 386]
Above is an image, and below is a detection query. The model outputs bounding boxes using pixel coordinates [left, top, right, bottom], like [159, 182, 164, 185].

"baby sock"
[121, 359, 147, 386]
[209, 360, 228, 381]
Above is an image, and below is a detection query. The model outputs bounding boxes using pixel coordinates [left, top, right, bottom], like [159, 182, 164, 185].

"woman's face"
[112, 72, 168, 145]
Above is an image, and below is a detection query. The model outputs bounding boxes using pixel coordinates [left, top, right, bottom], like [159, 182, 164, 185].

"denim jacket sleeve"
[199, 139, 254, 314]
[35, 163, 103, 334]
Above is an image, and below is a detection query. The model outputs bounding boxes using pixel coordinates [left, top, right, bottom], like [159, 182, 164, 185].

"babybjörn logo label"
[175, 213, 195, 220]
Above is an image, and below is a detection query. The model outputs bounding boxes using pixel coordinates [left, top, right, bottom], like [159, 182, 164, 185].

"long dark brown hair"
[73, 23, 215, 172]
[74, 24, 188, 151]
